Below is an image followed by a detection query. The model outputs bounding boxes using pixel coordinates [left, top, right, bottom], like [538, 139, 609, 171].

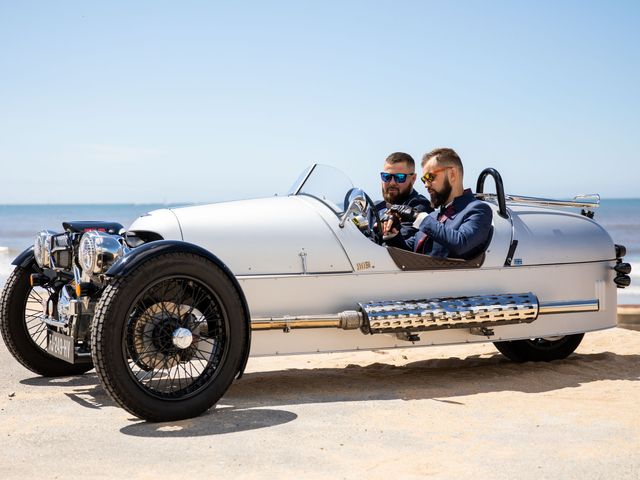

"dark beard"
[429, 177, 452, 208]
[383, 187, 411, 204]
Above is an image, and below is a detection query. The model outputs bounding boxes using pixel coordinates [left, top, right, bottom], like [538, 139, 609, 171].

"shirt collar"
[441, 188, 473, 213]
[405, 189, 420, 203]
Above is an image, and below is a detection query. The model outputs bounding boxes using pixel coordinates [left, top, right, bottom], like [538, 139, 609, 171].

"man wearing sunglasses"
[383, 148, 492, 260]
[375, 152, 432, 241]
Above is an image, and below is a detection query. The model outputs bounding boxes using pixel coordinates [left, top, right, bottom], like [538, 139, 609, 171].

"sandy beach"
[0, 237, 638, 478]
[1, 323, 638, 479]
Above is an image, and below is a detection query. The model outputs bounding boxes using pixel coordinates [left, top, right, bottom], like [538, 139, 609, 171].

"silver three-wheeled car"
[0, 165, 631, 421]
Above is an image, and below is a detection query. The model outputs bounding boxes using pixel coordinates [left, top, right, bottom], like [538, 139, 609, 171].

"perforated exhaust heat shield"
[361, 293, 539, 334]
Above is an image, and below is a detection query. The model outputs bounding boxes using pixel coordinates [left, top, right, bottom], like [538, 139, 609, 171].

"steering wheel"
[342, 188, 385, 245]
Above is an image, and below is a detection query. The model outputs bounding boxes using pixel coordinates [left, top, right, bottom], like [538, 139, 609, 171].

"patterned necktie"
[415, 204, 456, 253]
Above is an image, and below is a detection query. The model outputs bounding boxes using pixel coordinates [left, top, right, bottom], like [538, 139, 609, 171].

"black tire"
[0, 265, 93, 376]
[493, 333, 584, 362]
[91, 252, 248, 422]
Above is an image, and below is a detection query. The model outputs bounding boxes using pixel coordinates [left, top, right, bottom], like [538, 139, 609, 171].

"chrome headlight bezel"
[78, 230, 129, 275]
[79, 233, 98, 273]
[33, 230, 55, 268]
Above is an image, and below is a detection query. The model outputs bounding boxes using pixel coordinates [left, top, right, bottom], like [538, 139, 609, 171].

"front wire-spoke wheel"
[0, 265, 93, 376]
[125, 277, 228, 399]
[92, 253, 248, 422]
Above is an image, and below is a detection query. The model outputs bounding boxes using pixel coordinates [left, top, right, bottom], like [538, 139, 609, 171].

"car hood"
[128, 196, 353, 275]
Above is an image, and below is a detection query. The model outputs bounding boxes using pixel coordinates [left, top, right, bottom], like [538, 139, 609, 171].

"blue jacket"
[375, 189, 432, 240]
[387, 189, 493, 259]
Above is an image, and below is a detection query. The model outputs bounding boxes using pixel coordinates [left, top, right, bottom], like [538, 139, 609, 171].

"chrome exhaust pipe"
[538, 299, 599, 315]
[250, 293, 599, 333]
[251, 310, 362, 331]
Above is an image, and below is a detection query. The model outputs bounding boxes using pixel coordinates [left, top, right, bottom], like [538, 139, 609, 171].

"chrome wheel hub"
[172, 327, 193, 349]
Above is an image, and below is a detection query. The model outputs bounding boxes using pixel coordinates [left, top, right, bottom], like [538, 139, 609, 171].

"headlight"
[79, 231, 128, 275]
[34, 230, 55, 268]
[79, 233, 97, 272]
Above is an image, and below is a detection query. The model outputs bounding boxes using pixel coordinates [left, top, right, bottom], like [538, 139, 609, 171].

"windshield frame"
[287, 164, 317, 196]
[287, 163, 356, 215]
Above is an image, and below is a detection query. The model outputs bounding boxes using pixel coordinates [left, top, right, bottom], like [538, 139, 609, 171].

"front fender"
[11, 246, 35, 268]
[106, 240, 252, 379]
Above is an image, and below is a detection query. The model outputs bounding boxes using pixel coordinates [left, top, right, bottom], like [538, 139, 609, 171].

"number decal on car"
[356, 261, 372, 271]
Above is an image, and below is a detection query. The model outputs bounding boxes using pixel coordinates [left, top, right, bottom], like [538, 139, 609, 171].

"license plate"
[47, 330, 75, 363]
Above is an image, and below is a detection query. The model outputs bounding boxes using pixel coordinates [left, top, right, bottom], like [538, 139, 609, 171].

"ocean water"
[0, 203, 173, 287]
[1, 200, 639, 303]
[590, 199, 640, 304]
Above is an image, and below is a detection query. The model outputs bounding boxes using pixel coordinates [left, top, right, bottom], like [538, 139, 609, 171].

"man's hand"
[381, 211, 401, 238]
[388, 204, 419, 222]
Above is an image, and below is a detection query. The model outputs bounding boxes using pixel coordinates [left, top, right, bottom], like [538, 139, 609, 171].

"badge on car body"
[356, 261, 372, 271]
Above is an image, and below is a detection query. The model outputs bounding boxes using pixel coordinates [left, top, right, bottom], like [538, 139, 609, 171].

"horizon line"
[1, 195, 639, 207]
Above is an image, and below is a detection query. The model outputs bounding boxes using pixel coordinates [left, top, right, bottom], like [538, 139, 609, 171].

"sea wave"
[0, 250, 14, 288]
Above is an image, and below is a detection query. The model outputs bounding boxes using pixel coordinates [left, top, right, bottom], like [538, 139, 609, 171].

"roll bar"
[476, 168, 508, 218]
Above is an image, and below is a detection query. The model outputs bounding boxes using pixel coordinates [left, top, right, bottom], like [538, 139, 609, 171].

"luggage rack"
[475, 168, 600, 218]
[476, 192, 600, 210]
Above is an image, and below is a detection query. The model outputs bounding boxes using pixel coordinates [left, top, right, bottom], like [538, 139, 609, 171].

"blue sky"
[1, 1, 638, 203]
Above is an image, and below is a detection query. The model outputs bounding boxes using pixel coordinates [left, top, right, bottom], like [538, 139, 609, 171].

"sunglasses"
[421, 167, 453, 185]
[380, 172, 414, 184]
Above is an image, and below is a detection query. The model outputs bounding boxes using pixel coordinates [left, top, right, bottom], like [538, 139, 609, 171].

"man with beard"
[383, 148, 492, 260]
[375, 152, 431, 241]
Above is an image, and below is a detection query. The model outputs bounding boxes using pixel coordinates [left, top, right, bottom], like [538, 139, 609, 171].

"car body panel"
[162, 196, 354, 275]
[239, 259, 616, 355]
[508, 205, 615, 265]
[128, 208, 183, 241]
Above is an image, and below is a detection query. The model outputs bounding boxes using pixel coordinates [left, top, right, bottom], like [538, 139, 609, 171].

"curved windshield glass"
[288, 164, 355, 214]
